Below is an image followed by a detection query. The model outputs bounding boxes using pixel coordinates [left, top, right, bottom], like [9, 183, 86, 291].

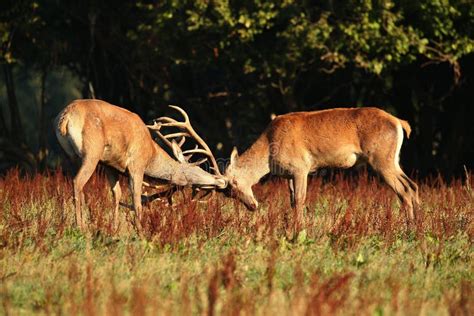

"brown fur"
[399, 119, 411, 138]
[225, 107, 419, 233]
[55, 99, 225, 232]
[56, 107, 70, 136]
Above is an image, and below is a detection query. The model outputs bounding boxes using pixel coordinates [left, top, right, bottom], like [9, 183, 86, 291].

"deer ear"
[171, 140, 186, 163]
[230, 147, 239, 166]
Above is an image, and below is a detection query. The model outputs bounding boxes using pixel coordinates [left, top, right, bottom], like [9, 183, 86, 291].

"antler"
[147, 105, 222, 177]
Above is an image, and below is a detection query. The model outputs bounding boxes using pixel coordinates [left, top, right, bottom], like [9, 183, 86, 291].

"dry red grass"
[0, 168, 472, 314]
[0, 168, 472, 247]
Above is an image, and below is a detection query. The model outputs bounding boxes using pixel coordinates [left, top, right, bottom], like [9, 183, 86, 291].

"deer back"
[55, 99, 157, 172]
[265, 107, 405, 170]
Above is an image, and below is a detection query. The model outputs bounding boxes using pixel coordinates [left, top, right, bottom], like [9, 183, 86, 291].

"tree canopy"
[1, 0, 473, 176]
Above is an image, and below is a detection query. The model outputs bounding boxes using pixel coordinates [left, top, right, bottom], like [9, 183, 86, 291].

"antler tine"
[189, 157, 208, 166]
[182, 148, 210, 156]
[142, 181, 172, 191]
[151, 128, 174, 149]
[178, 136, 186, 147]
[147, 119, 188, 152]
[166, 105, 223, 176]
[163, 132, 191, 140]
[169, 105, 190, 123]
[154, 117, 179, 124]
[147, 121, 161, 130]
[147, 105, 222, 177]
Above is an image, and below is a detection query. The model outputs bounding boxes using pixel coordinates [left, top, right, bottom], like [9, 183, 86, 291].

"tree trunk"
[0, 101, 7, 137]
[3, 63, 23, 142]
[38, 68, 48, 170]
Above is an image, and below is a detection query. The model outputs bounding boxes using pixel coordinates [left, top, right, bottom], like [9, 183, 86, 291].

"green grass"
[0, 169, 472, 314]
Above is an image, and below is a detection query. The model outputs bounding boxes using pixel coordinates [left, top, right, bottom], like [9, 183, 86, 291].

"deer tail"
[55, 110, 70, 136]
[399, 119, 412, 139]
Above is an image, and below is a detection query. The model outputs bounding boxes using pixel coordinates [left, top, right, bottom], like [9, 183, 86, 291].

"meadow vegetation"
[0, 169, 472, 315]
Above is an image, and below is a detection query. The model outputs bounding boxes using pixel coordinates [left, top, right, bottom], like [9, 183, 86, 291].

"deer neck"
[235, 134, 271, 186]
[145, 143, 180, 180]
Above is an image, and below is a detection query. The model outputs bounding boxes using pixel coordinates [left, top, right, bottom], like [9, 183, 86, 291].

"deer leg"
[400, 173, 420, 206]
[288, 178, 296, 208]
[73, 157, 99, 230]
[128, 171, 144, 232]
[105, 167, 121, 231]
[292, 172, 309, 233]
[397, 172, 420, 221]
[378, 168, 415, 223]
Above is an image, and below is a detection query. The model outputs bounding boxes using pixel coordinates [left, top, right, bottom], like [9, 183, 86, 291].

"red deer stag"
[224, 107, 419, 231]
[55, 99, 226, 231]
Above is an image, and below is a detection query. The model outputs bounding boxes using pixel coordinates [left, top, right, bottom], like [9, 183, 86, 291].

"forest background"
[1, 0, 473, 177]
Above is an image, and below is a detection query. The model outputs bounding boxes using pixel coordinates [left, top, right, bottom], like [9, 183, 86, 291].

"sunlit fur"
[55, 99, 225, 231]
[225, 107, 420, 230]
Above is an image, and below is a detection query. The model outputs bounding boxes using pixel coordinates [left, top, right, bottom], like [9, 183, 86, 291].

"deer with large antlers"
[225, 107, 419, 232]
[55, 99, 225, 231]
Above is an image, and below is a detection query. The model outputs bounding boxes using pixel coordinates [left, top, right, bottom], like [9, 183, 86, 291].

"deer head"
[55, 99, 227, 232]
[224, 147, 259, 211]
[147, 105, 228, 190]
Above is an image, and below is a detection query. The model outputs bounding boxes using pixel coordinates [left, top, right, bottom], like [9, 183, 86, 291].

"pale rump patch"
[394, 121, 404, 171]
[67, 120, 84, 157]
[344, 152, 358, 168]
[55, 132, 75, 158]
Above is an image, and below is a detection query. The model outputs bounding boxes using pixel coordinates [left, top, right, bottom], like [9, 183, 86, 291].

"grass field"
[0, 169, 472, 315]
